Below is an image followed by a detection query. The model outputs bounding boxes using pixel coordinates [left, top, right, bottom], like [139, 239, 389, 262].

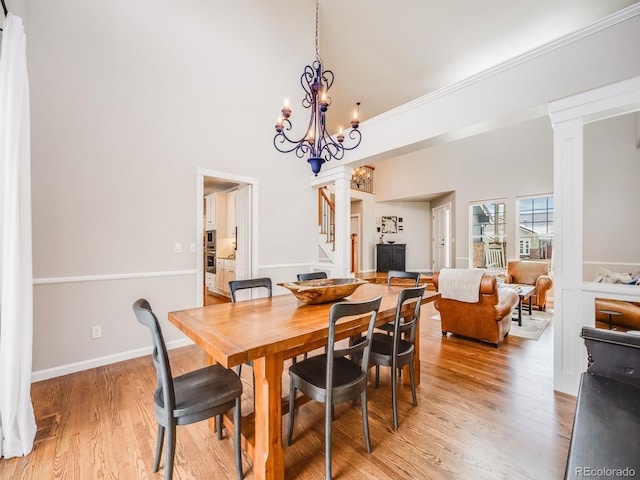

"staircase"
[316, 185, 362, 273]
[318, 187, 335, 264]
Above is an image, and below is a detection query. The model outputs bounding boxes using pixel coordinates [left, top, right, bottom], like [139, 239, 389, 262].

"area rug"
[509, 310, 552, 340]
[429, 310, 552, 341]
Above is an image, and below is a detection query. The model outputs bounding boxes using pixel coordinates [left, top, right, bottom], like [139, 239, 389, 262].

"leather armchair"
[502, 261, 553, 311]
[595, 298, 640, 330]
[433, 272, 519, 346]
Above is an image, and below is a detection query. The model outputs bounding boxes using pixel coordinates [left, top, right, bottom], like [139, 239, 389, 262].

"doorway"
[432, 203, 451, 272]
[350, 214, 362, 274]
[196, 167, 259, 307]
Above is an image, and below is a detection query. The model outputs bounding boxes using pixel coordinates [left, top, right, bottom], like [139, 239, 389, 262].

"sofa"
[433, 270, 519, 346]
[501, 260, 553, 311]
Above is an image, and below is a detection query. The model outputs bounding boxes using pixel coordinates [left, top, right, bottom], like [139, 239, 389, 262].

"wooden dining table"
[168, 282, 440, 480]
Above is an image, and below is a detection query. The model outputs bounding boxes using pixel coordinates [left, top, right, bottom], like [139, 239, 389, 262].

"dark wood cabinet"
[376, 244, 406, 272]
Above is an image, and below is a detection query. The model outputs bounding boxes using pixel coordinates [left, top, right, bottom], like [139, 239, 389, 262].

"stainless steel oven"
[205, 250, 216, 273]
[206, 230, 216, 250]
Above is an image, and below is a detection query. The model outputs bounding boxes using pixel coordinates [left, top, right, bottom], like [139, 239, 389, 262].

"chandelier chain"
[315, 0, 320, 59]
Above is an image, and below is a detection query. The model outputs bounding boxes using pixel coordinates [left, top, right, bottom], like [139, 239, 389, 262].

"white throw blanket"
[438, 268, 485, 303]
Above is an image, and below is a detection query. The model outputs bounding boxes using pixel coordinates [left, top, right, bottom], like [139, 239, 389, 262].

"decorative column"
[549, 75, 640, 395]
[310, 166, 353, 277]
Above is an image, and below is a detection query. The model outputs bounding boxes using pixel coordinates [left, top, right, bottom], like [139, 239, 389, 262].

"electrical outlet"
[92, 325, 102, 339]
[174, 242, 182, 254]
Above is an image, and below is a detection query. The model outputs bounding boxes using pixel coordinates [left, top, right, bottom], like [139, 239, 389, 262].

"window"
[470, 201, 507, 269]
[517, 196, 554, 267]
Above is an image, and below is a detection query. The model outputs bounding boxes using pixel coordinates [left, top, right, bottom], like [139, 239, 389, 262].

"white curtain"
[0, 13, 36, 459]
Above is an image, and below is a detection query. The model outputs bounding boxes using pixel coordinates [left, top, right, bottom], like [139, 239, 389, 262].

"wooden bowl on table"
[278, 278, 369, 305]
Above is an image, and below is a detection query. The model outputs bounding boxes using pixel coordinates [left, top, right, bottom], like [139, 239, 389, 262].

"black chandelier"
[274, 0, 362, 176]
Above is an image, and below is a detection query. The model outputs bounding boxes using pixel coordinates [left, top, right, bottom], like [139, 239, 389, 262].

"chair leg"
[164, 422, 177, 480]
[391, 364, 399, 430]
[375, 365, 380, 388]
[233, 397, 243, 480]
[325, 400, 333, 480]
[360, 389, 372, 453]
[216, 414, 223, 441]
[287, 381, 296, 446]
[409, 362, 418, 407]
[153, 424, 164, 472]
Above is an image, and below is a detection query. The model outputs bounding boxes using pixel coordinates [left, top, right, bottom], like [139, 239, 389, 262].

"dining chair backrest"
[387, 270, 421, 287]
[391, 286, 426, 345]
[326, 296, 382, 395]
[229, 277, 272, 302]
[132, 298, 175, 424]
[297, 271, 328, 281]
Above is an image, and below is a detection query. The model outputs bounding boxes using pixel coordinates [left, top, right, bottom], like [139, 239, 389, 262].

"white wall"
[374, 201, 431, 271]
[373, 116, 554, 266]
[26, 0, 318, 375]
[583, 112, 640, 280]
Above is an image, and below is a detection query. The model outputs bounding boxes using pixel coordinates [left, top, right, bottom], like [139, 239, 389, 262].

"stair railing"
[318, 187, 335, 247]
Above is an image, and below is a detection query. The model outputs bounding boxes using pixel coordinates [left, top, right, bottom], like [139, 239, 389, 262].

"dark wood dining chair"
[377, 271, 421, 335]
[387, 270, 421, 286]
[229, 277, 272, 302]
[286, 296, 382, 480]
[367, 285, 425, 429]
[132, 299, 244, 480]
[297, 271, 328, 281]
[228, 278, 273, 376]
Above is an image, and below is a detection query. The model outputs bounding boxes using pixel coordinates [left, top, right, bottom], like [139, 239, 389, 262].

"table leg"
[517, 298, 523, 326]
[528, 296, 532, 315]
[252, 353, 285, 480]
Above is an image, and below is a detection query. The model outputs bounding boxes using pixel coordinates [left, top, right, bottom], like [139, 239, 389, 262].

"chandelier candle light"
[274, 0, 362, 176]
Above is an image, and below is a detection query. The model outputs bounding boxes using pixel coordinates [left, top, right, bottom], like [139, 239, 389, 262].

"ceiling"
[311, 0, 638, 134]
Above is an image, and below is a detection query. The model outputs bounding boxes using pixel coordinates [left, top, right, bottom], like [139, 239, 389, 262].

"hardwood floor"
[204, 286, 231, 306]
[0, 302, 576, 479]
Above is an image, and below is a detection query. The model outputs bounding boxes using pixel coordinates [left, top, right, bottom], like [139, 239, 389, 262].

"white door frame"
[196, 167, 259, 306]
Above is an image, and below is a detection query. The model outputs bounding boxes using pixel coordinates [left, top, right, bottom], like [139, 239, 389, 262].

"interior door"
[234, 185, 251, 283]
[432, 203, 451, 272]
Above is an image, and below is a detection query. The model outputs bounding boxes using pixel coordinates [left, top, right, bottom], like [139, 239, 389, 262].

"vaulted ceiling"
[315, 0, 639, 133]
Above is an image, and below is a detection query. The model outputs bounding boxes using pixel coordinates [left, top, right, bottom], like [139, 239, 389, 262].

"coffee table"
[509, 284, 536, 326]
[598, 309, 622, 330]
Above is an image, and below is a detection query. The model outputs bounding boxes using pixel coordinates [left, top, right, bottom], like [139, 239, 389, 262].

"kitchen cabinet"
[205, 194, 216, 231]
[205, 193, 227, 232]
[215, 259, 225, 291]
[215, 258, 235, 294]
[376, 244, 406, 272]
[224, 259, 236, 289]
[205, 272, 216, 293]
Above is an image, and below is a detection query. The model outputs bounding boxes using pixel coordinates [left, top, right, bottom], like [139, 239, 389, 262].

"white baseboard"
[31, 337, 195, 383]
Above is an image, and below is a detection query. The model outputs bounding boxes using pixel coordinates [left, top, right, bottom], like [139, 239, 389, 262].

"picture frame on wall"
[381, 216, 398, 233]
